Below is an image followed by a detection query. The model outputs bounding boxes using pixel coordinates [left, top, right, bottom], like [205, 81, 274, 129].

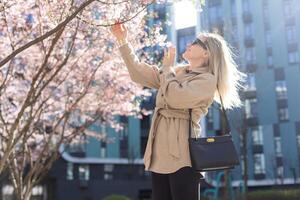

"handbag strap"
[188, 84, 231, 139]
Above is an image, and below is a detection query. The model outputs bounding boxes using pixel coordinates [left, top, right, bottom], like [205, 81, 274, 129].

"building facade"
[200, 0, 300, 187]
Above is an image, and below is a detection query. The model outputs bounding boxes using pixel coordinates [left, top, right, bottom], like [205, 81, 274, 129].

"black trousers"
[151, 166, 202, 200]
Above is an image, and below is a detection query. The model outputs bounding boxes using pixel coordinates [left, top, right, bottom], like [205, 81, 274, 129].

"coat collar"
[184, 64, 209, 74]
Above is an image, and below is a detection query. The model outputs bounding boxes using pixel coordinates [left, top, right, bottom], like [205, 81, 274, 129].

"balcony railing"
[287, 43, 298, 52]
[253, 144, 264, 154]
[285, 17, 295, 26]
[244, 37, 255, 47]
[243, 12, 253, 23]
[246, 63, 257, 73]
[241, 90, 257, 99]
[247, 117, 259, 126]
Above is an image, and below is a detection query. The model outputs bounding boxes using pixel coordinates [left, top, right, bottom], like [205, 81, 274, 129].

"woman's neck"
[188, 59, 207, 70]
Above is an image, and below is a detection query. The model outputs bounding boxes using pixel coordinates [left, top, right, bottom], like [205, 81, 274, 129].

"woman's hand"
[162, 46, 176, 68]
[110, 21, 128, 45]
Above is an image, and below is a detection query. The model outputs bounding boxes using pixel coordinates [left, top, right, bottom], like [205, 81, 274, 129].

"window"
[67, 133, 86, 153]
[245, 47, 256, 64]
[244, 73, 256, 91]
[231, 25, 238, 43]
[120, 116, 129, 158]
[78, 164, 90, 181]
[104, 164, 114, 180]
[206, 107, 214, 130]
[231, 0, 237, 17]
[283, 0, 293, 18]
[100, 125, 107, 158]
[277, 166, 284, 177]
[262, 2, 269, 20]
[278, 108, 289, 121]
[67, 162, 74, 180]
[207, 108, 213, 123]
[253, 154, 266, 174]
[242, 0, 251, 13]
[288, 51, 299, 64]
[120, 116, 129, 139]
[265, 30, 272, 47]
[244, 23, 254, 38]
[2, 185, 14, 200]
[286, 25, 296, 44]
[240, 155, 245, 175]
[100, 144, 106, 158]
[267, 55, 273, 67]
[275, 80, 287, 99]
[295, 122, 300, 135]
[251, 126, 263, 145]
[32, 185, 44, 199]
[209, 5, 222, 23]
[274, 137, 282, 157]
[245, 98, 258, 119]
[297, 135, 300, 148]
[104, 164, 114, 172]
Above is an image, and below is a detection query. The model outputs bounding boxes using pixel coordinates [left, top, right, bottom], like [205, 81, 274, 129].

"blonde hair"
[198, 31, 247, 110]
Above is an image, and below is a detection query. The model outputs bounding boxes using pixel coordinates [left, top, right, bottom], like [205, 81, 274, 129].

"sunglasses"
[191, 38, 208, 50]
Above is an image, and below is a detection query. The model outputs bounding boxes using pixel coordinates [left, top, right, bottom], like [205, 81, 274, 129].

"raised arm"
[118, 42, 160, 89]
[110, 22, 160, 89]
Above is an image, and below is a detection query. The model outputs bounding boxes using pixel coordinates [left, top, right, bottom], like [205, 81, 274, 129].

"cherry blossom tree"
[0, 0, 170, 199]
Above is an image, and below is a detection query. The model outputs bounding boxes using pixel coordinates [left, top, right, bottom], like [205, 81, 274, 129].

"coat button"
[161, 94, 164, 97]
[159, 70, 163, 74]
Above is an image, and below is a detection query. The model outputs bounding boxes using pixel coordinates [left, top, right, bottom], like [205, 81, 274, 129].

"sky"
[174, 0, 197, 29]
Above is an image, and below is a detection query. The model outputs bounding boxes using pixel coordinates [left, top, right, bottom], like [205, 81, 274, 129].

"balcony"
[243, 12, 253, 23]
[266, 47, 272, 55]
[264, 22, 271, 30]
[231, 41, 239, 49]
[287, 43, 298, 52]
[277, 98, 288, 108]
[244, 38, 255, 47]
[210, 17, 224, 28]
[285, 17, 295, 26]
[246, 117, 259, 126]
[231, 16, 237, 25]
[252, 144, 263, 154]
[241, 90, 257, 99]
[246, 63, 257, 73]
[208, 0, 222, 6]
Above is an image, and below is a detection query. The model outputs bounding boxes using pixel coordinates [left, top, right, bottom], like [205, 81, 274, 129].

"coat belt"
[145, 107, 196, 165]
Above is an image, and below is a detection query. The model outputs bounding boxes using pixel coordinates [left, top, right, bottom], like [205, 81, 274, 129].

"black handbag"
[188, 85, 240, 172]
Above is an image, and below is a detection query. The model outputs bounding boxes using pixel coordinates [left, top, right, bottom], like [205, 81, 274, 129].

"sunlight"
[174, 0, 197, 30]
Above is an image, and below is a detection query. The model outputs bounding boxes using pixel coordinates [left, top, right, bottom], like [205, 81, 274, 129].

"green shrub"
[102, 194, 131, 200]
[234, 189, 300, 200]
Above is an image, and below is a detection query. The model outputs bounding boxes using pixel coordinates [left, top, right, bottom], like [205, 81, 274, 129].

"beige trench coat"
[118, 42, 217, 174]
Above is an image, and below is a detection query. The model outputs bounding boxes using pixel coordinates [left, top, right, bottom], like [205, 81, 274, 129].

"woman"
[110, 23, 245, 200]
